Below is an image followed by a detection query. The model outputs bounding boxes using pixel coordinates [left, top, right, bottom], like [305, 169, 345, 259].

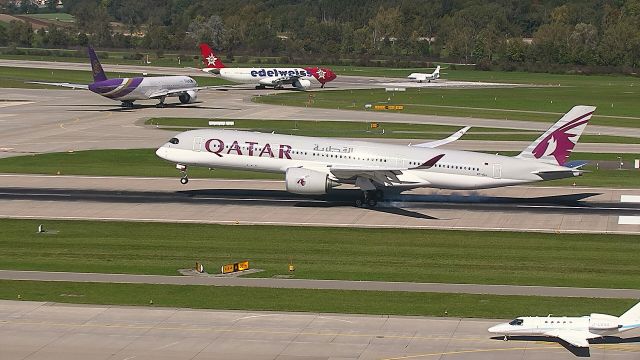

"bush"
[123, 52, 144, 60]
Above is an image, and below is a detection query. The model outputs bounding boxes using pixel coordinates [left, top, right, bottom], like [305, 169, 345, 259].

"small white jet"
[488, 301, 640, 348]
[198, 43, 337, 90]
[156, 105, 594, 207]
[407, 65, 441, 83]
[30, 47, 209, 108]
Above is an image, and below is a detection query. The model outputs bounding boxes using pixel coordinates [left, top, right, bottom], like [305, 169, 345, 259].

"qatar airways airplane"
[30, 47, 209, 108]
[488, 300, 640, 348]
[198, 43, 337, 90]
[156, 105, 595, 207]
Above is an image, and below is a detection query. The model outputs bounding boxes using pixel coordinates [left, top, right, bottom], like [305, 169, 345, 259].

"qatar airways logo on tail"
[204, 138, 292, 159]
[250, 68, 310, 77]
[532, 111, 592, 165]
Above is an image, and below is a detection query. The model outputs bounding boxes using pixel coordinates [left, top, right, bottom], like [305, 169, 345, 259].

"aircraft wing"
[329, 154, 445, 186]
[544, 329, 599, 347]
[147, 86, 222, 99]
[26, 81, 89, 90]
[411, 127, 470, 148]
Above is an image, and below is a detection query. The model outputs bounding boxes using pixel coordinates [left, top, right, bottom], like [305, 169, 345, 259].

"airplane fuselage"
[156, 129, 575, 191]
[88, 76, 197, 101]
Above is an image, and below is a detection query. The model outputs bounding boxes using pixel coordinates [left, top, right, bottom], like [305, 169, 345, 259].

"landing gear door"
[492, 164, 502, 179]
[193, 136, 203, 152]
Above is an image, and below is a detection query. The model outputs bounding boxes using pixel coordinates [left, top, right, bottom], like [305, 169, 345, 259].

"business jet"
[29, 47, 209, 108]
[198, 43, 337, 90]
[488, 300, 640, 348]
[156, 105, 595, 207]
[407, 65, 441, 83]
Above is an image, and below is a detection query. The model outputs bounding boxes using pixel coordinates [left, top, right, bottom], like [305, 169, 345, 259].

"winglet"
[412, 127, 470, 148]
[414, 154, 445, 169]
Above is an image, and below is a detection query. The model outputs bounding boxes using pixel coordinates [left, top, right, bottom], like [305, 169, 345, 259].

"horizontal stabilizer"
[565, 160, 589, 169]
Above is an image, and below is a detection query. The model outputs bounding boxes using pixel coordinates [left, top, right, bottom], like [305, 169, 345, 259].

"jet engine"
[179, 90, 197, 104]
[285, 167, 338, 195]
[293, 79, 311, 90]
[589, 314, 620, 330]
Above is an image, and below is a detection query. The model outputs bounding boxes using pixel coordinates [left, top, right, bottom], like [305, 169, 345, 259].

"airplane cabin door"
[193, 136, 203, 152]
[492, 164, 502, 179]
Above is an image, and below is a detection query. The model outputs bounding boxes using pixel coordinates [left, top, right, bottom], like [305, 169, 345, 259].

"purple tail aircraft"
[29, 47, 209, 108]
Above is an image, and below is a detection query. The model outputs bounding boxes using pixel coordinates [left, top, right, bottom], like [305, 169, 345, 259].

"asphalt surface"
[2, 300, 640, 360]
[2, 270, 639, 299]
[0, 174, 639, 233]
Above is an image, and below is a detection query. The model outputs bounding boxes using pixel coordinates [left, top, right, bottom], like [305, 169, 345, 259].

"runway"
[2, 270, 639, 299]
[0, 174, 638, 233]
[2, 300, 640, 360]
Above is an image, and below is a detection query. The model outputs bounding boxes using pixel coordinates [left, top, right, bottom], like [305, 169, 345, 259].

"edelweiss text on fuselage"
[249, 68, 310, 77]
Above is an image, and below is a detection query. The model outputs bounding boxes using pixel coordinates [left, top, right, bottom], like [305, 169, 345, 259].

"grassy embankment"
[1, 219, 639, 289]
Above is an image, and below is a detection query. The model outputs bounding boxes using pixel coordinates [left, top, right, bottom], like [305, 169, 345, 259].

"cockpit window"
[509, 318, 524, 326]
[169, 138, 179, 144]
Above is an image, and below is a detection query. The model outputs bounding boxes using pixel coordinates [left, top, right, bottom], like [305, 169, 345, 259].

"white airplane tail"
[619, 301, 640, 326]
[433, 65, 441, 77]
[516, 105, 596, 166]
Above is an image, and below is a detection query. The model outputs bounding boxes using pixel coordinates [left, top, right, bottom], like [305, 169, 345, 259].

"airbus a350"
[156, 106, 595, 207]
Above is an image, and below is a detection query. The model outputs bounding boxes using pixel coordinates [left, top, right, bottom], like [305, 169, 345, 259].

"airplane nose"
[155, 146, 168, 160]
[488, 324, 505, 333]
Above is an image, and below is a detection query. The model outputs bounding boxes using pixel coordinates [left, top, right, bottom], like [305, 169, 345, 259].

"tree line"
[1, 0, 640, 73]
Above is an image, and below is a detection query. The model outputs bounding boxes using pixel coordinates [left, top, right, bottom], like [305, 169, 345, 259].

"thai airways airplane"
[30, 47, 209, 108]
[198, 43, 337, 90]
[488, 301, 640, 348]
[156, 105, 595, 207]
[407, 65, 441, 83]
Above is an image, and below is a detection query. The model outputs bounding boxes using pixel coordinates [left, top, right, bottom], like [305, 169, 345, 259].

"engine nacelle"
[589, 313, 620, 330]
[293, 79, 311, 90]
[179, 90, 197, 104]
[285, 167, 338, 195]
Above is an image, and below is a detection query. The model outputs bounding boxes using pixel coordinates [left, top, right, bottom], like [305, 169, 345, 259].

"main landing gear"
[176, 164, 188, 184]
[255, 84, 266, 90]
[155, 96, 167, 108]
[354, 190, 384, 208]
[120, 100, 134, 108]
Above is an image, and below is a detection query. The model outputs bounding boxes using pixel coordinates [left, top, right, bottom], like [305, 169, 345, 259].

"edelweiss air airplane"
[29, 47, 209, 108]
[198, 43, 337, 90]
[407, 65, 441, 83]
[156, 105, 595, 207]
[488, 301, 640, 348]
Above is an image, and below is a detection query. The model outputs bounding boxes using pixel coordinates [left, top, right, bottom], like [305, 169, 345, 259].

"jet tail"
[87, 46, 107, 82]
[516, 105, 596, 166]
[199, 43, 226, 69]
[619, 301, 640, 326]
[433, 65, 441, 77]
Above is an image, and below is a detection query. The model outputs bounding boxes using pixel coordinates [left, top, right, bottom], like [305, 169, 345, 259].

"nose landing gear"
[176, 164, 188, 185]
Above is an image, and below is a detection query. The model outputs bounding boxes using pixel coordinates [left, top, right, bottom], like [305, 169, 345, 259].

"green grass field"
[255, 81, 640, 128]
[25, 13, 75, 22]
[1, 219, 639, 289]
[146, 117, 640, 144]
[0, 148, 637, 187]
[0, 66, 230, 89]
[1, 280, 635, 318]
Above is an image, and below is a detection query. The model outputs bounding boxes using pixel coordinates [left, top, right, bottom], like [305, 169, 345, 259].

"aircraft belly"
[221, 73, 253, 84]
[415, 171, 529, 190]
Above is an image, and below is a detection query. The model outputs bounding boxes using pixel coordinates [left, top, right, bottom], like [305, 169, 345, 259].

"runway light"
[149, 300, 153, 305]
[18, 294, 21, 300]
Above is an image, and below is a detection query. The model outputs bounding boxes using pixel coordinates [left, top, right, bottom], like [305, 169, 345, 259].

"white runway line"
[618, 195, 640, 225]
[0, 101, 33, 108]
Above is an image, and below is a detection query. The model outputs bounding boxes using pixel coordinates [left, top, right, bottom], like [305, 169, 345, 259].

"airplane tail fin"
[516, 105, 596, 166]
[619, 301, 640, 325]
[199, 43, 225, 69]
[434, 65, 441, 76]
[87, 46, 107, 82]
